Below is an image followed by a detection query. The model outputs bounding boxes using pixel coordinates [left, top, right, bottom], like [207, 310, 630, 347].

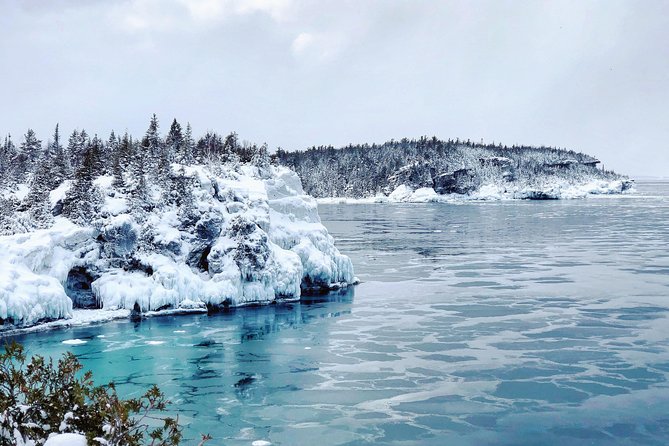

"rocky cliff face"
[0, 164, 356, 328]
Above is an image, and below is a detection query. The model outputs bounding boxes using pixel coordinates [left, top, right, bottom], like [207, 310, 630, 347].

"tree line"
[0, 115, 270, 234]
[275, 136, 619, 198]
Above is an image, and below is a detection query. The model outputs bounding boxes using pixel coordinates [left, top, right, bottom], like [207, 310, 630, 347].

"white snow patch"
[15, 184, 30, 201]
[93, 175, 114, 190]
[44, 433, 87, 446]
[102, 196, 128, 215]
[61, 339, 87, 345]
[49, 181, 72, 207]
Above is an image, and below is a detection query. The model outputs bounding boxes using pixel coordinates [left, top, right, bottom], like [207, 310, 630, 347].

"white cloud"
[112, 0, 184, 32]
[291, 32, 313, 54]
[230, 0, 295, 22]
[291, 31, 347, 62]
[112, 0, 296, 31]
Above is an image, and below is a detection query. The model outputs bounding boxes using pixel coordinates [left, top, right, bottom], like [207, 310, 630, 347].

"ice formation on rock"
[0, 165, 355, 328]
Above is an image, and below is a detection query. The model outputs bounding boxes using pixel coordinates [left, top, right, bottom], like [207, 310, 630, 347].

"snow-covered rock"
[0, 165, 356, 328]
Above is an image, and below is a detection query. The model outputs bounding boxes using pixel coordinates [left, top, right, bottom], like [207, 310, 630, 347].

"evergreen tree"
[23, 147, 54, 228]
[183, 123, 195, 164]
[88, 134, 104, 174]
[0, 135, 17, 184]
[49, 124, 72, 188]
[16, 129, 42, 179]
[67, 129, 89, 170]
[142, 114, 162, 173]
[130, 137, 151, 216]
[111, 132, 131, 189]
[61, 144, 99, 224]
[222, 132, 239, 162]
[166, 119, 184, 162]
[165, 167, 197, 222]
[103, 130, 119, 175]
[252, 143, 270, 172]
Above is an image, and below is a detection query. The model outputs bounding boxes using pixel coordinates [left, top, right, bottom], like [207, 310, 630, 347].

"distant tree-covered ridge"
[275, 137, 632, 200]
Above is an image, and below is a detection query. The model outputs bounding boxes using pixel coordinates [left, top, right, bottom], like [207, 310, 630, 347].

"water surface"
[11, 181, 669, 445]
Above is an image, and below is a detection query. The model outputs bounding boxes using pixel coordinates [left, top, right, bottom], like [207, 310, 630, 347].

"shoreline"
[315, 179, 637, 204]
[0, 285, 358, 338]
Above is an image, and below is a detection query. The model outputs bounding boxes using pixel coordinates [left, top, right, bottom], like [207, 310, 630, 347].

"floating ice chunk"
[62, 339, 87, 345]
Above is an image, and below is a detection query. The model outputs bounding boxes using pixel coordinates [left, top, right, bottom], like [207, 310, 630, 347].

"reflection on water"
[11, 288, 356, 445]
[10, 182, 669, 445]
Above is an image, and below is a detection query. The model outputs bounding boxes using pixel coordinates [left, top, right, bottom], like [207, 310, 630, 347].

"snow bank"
[0, 165, 355, 328]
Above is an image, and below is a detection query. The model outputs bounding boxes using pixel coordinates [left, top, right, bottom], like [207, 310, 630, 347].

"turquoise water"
[9, 181, 669, 445]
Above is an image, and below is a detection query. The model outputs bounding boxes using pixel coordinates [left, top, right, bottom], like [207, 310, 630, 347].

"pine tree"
[112, 133, 131, 189]
[61, 145, 98, 225]
[23, 148, 54, 228]
[2, 135, 20, 185]
[142, 114, 162, 173]
[166, 119, 184, 163]
[0, 135, 15, 184]
[67, 129, 89, 170]
[50, 124, 72, 188]
[130, 137, 151, 216]
[165, 166, 197, 222]
[15, 129, 42, 179]
[66, 129, 79, 168]
[103, 130, 119, 175]
[251, 143, 271, 179]
[183, 123, 195, 164]
[88, 135, 104, 174]
[222, 132, 238, 163]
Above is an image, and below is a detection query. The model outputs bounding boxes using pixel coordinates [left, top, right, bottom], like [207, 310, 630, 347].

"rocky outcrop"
[434, 169, 480, 195]
[0, 165, 356, 328]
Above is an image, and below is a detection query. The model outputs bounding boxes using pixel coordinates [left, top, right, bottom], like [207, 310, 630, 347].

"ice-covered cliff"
[0, 164, 355, 328]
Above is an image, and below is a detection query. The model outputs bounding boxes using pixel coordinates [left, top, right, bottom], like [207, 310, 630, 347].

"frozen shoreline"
[316, 179, 635, 204]
[0, 165, 356, 329]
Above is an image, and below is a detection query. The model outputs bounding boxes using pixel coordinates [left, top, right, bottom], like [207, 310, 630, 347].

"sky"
[1, 0, 667, 177]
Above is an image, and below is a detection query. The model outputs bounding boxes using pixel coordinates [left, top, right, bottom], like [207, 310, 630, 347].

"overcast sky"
[1, 0, 667, 176]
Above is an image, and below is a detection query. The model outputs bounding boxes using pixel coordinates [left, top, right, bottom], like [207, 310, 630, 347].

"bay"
[10, 181, 669, 445]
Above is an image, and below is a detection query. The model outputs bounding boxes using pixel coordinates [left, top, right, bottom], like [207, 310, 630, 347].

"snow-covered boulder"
[0, 165, 355, 328]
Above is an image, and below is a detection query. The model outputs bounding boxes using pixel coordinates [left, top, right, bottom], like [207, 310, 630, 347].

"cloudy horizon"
[1, 0, 667, 177]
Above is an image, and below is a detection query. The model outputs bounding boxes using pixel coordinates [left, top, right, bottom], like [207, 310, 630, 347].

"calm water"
[9, 181, 669, 445]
